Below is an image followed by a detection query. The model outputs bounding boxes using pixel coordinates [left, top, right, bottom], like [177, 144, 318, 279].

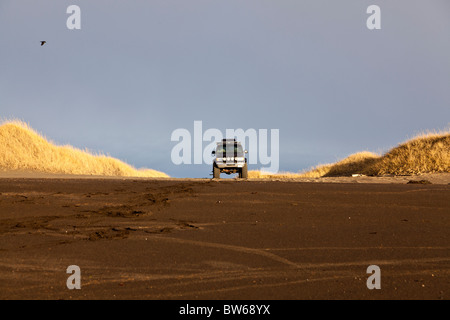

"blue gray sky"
[1, 0, 449, 177]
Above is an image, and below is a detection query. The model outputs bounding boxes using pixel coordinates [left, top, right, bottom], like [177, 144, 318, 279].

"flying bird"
[40, 41, 46, 46]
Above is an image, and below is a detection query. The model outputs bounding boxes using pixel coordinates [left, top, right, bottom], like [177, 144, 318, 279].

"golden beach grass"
[0, 120, 169, 177]
[249, 130, 450, 178]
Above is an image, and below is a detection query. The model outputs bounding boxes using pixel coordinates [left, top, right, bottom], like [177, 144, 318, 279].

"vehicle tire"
[241, 164, 248, 179]
[213, 165, 220, 179]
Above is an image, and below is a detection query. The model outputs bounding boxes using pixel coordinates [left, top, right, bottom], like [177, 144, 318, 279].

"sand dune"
[250, 130, 450, 178]
[0, 120, 169, 178]
[2, 120, 447, 180]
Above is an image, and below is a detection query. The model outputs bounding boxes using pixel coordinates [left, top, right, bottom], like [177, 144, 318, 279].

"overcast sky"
[1, 0, 449, 177]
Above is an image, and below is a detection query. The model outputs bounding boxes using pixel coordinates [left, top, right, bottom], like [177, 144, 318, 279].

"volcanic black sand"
[0, 174, 449, 299]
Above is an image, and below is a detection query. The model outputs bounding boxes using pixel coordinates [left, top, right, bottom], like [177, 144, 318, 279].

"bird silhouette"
[40, 41, 46, 46]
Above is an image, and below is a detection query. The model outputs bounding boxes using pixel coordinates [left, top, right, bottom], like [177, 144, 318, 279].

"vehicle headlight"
[216, 158, 223, 162]
[226, 157, 231, 161]
[235, 157, 244, 161]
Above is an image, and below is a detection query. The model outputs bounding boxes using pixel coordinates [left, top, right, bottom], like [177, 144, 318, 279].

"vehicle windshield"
[216, 144, 244, 157]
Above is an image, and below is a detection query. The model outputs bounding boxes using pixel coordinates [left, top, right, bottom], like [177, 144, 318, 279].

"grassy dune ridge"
[1, 120, 448, 179]
[0, 120, 169, 177]
[250, 130, 450, 178]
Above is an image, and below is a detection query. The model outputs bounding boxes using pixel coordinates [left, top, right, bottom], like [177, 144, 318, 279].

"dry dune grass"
[303, 151, 380, 178]
[2, 119, 447, 179]
[248, 152, 379, 179]
[0, 120, 169, 178]
[370, 131, 450, 175]
[249, 130, 450, 179]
